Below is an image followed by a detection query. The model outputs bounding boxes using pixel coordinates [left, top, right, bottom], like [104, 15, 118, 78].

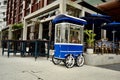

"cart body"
[54, 43, 83, 59]
[52, 14, 87, 68]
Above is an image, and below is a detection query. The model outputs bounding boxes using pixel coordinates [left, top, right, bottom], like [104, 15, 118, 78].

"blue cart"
[52, 14, 87, 68]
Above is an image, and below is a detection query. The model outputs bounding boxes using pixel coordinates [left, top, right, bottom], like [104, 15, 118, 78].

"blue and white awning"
[52, 14, 87, 25]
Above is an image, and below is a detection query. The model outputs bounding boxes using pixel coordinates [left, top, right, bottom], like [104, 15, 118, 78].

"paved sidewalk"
[0, 51, 120, 80]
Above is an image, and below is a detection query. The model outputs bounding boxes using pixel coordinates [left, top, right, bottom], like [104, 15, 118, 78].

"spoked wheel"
[76, 55, 84, 67]
[65, 55, 75, 68]
[52, 55, 61, 65]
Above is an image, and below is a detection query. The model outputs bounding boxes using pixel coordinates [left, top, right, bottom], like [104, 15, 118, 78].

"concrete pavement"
[0, 51, 120, 80]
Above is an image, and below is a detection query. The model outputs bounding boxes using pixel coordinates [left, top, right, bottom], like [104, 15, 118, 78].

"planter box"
[86, 48, 94, 54]
[84, 53, 120, 66]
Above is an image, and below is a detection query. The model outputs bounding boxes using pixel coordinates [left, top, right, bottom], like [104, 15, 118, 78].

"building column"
[8, 25, 12, 40]
[38, 23, 43, 39]
[80, 8, 85, 44]
[101, 23, 107, 39]
[23, 0, 25, 20]
[44, 0, 47, 6]
[29, 25, 34, 40]
[80, 7, 85, 17]
[101, 29, 106, 39]
[29, 4, 32, 13]
[59, 0, 66, 14]
[23, 19, 27, 40]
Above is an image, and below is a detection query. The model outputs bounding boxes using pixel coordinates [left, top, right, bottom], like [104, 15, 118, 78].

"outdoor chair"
[104, 45, 109, 53]
[100, 44, 108, 54]
[118, 43, 120, 54]
[95, 41, 103, 54]
[118, 48, 120, 54]
[95, 43, 100, 54]
[106, 42, 112, 53]
[107, 46, 112, 53]
[116, 43, 120, 55]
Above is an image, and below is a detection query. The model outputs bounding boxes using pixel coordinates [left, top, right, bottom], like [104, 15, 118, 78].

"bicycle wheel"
[76, 55, 84, 67]
[52, 55, 61, 65]
[65, 55, 75, 68]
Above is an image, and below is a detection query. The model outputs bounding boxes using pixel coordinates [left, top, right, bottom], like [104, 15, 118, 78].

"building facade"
[6, 0, 98, 42]
[0, 0, 7, 30]
[0, 0, 7, 47]
[0, 0, 7, 33]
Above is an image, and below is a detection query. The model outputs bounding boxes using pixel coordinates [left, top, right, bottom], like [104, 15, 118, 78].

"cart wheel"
[52, 55, 61, 65]
[76, 55, 84, 67]
[65, 55, 75, 68]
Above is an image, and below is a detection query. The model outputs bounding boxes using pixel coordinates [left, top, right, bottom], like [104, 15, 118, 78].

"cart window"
[55, 23, 83, 44]
[55, 25, 60, 43]
[61, 26, 68, 43]
[70, 24, 83, 44]
[55, 23, 69, 43]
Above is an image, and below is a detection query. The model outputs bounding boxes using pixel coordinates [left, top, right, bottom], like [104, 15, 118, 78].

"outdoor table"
[1, 40, 50, 60]
[22, 40, 50, 60]
[2, 40, 23, 57]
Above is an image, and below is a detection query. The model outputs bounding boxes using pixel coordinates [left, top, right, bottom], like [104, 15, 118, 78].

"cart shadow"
[97, 64, 120, 72]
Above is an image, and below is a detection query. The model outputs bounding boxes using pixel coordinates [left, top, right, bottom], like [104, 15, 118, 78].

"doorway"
[42, 21, 55, 49]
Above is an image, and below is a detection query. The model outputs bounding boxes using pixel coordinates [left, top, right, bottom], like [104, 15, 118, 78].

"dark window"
[3, 12, 5, 15]
[47, 0, 56, 5]
[3, 18, 6, 21]
[4, 1, 7, 5]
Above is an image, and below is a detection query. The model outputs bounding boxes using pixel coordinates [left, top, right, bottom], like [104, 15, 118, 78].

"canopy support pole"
[112, 30, 116, 54]
[92, 23, 94, 33]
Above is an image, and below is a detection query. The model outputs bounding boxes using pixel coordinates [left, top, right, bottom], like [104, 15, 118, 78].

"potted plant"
[12, 23, 23, 30]
[84, 30, 96, 54]
[12, 23, 23, 40]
